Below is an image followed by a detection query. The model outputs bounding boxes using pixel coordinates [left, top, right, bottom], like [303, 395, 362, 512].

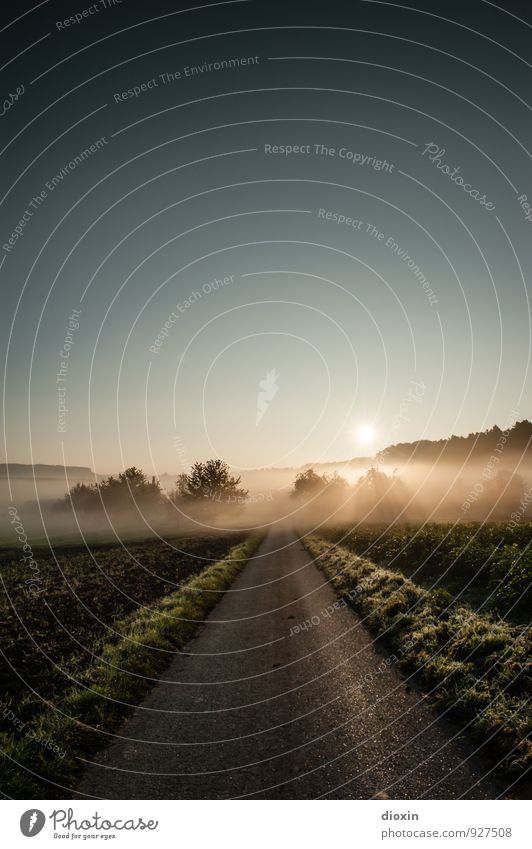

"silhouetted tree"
[64, 467, 162, 512]
[291, 468, 348, 502]
[291, 468, 327, 499]
[65, 481, 99, 511]
[377, 420, 532, 465]
[353, 466, 409, 521]
[175, 459, 248, 504]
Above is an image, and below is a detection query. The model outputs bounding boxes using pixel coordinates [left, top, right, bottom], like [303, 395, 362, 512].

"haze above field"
[2, 420, 531, 526]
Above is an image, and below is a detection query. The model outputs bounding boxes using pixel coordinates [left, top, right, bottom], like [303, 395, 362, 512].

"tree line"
[60, 460, 248, 514]
[290, 464, 530, 523]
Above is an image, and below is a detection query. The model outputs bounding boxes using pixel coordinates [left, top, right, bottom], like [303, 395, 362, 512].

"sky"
[1, 0, 531, 475]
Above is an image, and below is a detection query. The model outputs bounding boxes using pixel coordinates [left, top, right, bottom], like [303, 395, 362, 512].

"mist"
[3, 450, 532, 549]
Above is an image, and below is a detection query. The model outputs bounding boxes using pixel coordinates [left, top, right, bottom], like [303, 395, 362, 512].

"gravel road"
[77, 528, 505, 799]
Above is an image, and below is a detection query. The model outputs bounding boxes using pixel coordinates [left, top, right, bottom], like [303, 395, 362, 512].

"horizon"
[2, 415, 530, 477]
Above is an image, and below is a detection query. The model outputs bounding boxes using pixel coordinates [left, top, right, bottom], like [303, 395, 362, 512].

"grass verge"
[319, 522, 531, 622]
[0, 535, 262, 798]
[302, 534, 531, 779]
[0, 532, 247, 706]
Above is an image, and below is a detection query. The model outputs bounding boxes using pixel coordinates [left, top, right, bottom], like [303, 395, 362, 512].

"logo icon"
[20, 810, 46, 837]
[256, 368, 279, 425]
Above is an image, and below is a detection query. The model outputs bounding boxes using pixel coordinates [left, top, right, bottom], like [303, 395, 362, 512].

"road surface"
[77, 529, 504, 799]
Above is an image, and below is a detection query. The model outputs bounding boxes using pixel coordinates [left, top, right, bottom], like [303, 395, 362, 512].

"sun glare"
[354, 423, 376, 445]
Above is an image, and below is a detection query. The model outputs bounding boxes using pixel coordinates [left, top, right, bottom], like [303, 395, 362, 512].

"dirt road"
[77, 529, 504, 799]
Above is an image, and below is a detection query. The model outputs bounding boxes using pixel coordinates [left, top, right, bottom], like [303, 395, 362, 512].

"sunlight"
[354, 423, 377, 445]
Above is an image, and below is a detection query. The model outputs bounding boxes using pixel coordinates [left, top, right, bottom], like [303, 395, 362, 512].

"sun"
[354, 423, 377, 445]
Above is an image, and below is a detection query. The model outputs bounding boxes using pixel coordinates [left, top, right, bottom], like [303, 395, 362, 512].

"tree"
[64, 481, 100, 511]
[117, 467, 161, 503]
[291, 468, 327, 499]
[63, 467, 162, 512]
[118, 466, 147, 489]
[353, 466, 409, 521]
[291, 468, 348, 500]
[175, 459, 248, 504]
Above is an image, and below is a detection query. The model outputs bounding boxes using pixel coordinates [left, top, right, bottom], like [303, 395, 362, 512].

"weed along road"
[77, 530, 502, 800]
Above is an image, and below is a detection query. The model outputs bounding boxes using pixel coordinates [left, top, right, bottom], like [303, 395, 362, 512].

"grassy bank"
[319, 523, 532, 623]
[0, 533, 246, 706]
[0, 535, 262, 798]
[302, 534, 531, 779]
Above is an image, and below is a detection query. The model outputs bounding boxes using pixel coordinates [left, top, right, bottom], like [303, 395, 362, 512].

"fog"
[2, 451, 531, 548]
[287, 457, 532, 528]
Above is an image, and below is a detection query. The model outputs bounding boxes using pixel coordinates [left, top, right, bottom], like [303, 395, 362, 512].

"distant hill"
[376, 420, 532, 465]
[0, 464, 93, 479]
